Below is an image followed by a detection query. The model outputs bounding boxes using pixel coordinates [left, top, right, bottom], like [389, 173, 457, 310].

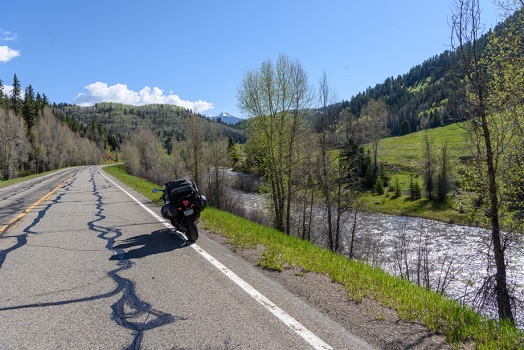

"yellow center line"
[0, 177, 71, 237]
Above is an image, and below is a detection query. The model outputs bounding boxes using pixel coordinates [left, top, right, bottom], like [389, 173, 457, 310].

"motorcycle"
[152, 179, 207, 242]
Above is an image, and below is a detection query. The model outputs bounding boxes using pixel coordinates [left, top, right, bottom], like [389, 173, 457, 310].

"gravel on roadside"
[204, 229, 473, 350]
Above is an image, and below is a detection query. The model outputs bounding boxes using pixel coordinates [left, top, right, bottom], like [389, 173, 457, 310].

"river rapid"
[231, 189, 524, 327]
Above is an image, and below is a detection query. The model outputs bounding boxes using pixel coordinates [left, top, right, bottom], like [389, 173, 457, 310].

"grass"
[103, 164, 523, 349]
[376, 123, 469, 169]
[358, 188, 484, 227]
[0, 168, 68, 189]
[360, 123, 490, 227]
[103, 164, 164, 206]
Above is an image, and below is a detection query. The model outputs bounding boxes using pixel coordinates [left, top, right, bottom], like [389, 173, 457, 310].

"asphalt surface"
[0, 166, 375, 350]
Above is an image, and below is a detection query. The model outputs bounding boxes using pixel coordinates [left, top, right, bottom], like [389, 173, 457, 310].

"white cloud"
[1, 85, 12, 95]
[0, 45, 21, 63]
[1, 85, 25, 99]
[73, 82, 214, 113]
[0, 29, 19, 41]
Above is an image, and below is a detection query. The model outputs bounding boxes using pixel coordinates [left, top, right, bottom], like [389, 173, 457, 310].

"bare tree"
[170, 137, 185, 180]
[450, 0, 515, 323]
[186, 114, 206, 188]
[422, 131, 436, 200]
[0, 109, 29, 179]
[360, 99, 389, 178]
[316, 72, 339, 251]
[205, 123, 230, 208]
[31, 108, 101, 173]
[437, 142, 452, 202]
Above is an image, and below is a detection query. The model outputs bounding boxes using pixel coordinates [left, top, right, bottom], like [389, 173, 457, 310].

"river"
[229, 188, 524, 327]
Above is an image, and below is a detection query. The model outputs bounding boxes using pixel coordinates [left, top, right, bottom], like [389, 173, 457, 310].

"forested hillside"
[53, 102, 246, 153]
[335, 10, 520, 136]
[0, 75, 103, 180]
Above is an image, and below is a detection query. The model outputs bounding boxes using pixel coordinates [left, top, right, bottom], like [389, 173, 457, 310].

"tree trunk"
[481, 114, 515, 323]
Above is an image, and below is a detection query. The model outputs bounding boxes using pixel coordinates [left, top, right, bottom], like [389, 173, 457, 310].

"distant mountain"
[209, 112, 242, 125]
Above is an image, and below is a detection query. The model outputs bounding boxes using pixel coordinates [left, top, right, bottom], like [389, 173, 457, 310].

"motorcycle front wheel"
[185, 215, 198, 242]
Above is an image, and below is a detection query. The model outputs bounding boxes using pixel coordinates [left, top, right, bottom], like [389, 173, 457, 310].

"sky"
[0, 0, 502, 118]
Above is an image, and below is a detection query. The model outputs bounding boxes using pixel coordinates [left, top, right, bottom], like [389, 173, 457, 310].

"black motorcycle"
[153, 179, 207, 242]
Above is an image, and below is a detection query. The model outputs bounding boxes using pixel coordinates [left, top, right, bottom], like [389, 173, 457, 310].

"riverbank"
[103, 164, 523, 349]
[358, 191, 486, 229]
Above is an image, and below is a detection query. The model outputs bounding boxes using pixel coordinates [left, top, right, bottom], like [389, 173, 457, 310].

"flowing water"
[232, 189, 524, 326]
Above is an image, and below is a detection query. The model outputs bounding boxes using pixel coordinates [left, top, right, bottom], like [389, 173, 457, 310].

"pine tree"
[400, 119, 411, 135]
[42, 93, 49, 106]
[35, 92, 43, 111]
[23, 84, 37, 130]
[409, 174, 421, 200]
[374, 176, 384, 195]
[0, 78, 4, 109]
[394, 177, 402, 198]
[10, 74, 23, 116]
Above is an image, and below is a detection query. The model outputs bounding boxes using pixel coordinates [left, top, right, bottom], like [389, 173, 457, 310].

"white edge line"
[99, 168, 333, 350]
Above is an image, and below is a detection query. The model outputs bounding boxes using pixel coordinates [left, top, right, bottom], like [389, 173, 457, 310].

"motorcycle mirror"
[152, 188, 159, 193]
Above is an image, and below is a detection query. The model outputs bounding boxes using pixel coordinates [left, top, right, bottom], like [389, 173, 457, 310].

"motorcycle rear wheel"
[185, 215, 198, 242]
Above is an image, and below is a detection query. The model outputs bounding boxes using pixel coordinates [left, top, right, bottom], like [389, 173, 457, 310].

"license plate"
[184, 208, 194, 216]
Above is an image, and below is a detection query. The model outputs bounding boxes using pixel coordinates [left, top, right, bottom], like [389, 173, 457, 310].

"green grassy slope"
[361, 123, 482, 226]
[377, 123, 468, 171]
[103, 164, 523, 349]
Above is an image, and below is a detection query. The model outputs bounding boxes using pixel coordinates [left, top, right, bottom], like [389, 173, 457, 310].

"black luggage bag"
[163, 179, 196, 203]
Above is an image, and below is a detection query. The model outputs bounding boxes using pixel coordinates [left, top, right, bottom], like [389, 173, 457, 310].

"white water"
[234, 189, 524, 326]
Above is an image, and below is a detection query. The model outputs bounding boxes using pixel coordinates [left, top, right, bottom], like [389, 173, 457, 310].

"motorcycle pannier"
[164, 179, 195, 203]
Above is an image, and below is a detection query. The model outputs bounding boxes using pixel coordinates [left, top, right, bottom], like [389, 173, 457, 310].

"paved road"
[0, 166, 374, 350]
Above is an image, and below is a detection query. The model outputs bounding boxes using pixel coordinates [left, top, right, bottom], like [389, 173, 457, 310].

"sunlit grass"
[357, 123, 491, 226]
[358, 190, 483, 227]
[200, 207, 522, 349]
[103, 164, 163, 206]
[376, 123, 468, 168]
[104, 164, 523, 349]
[0, 168, 67, 189]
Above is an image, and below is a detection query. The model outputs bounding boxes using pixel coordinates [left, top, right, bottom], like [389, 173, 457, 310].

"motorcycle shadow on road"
[109, 228, 188, 261]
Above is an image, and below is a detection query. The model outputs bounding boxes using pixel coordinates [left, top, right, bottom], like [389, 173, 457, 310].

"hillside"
[377, 123, 468, 171]
[52, 102, 246, 151]
[336, 11, 520, 137]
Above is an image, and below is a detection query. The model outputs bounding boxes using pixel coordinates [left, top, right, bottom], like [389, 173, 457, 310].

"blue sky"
[1, 1, 501, 118]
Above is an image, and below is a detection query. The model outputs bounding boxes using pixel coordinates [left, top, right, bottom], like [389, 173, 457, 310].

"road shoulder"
[203, 229, 465, 350]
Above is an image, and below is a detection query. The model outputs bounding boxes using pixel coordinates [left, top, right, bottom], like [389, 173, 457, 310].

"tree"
[42, 93, 49, 107]
[422, 131, 436, 200]
[186, 113, 206, 188]
[400, 119, 411, 136]
[409, 174, 421, 200]
[360, 99, 389, 180]
[393, 177, 402, 198]
[0, 78, 4, 109]
[237, 53, 311, 233]
[483, 6, 524, 222]
[316, 71, 338, 251]
[0, 109, 29, 179]
[205, 123, 230, 209]
[374, 176, 384, 195]
[23, 84, 38, 131]
[10, 74, 23, 116]
[450, 0, 516, 323]
[436, 142, 452, 202]
[338, 109, 369, 256]
[228, 138, 243, 171]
